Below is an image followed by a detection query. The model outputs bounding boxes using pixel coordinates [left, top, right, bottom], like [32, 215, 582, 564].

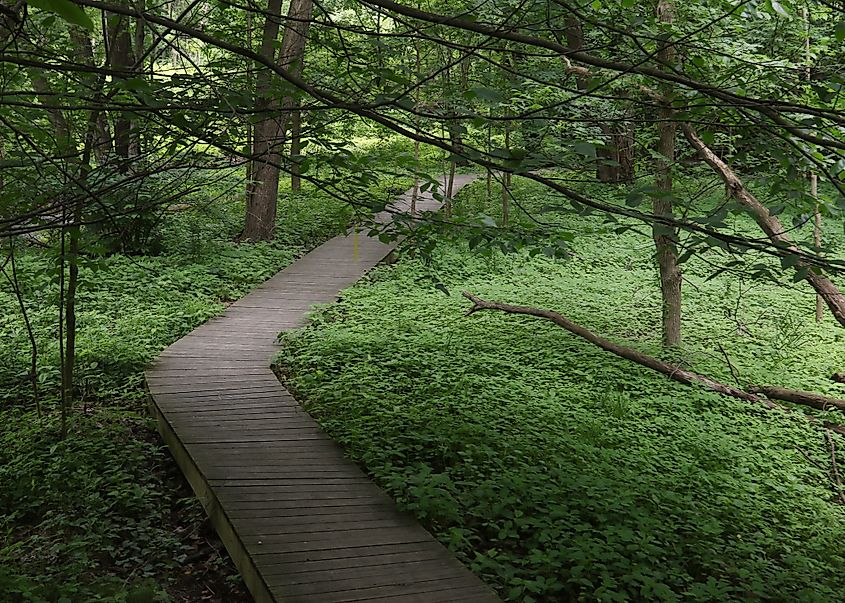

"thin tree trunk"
[129, 0, 145, 158]
[411, 138, 420, 215]
[804, 8, 823, 322]
[108, 8, 133, 168]
[245, 5, 255, 200]
[653, 0, 681, 347]
[290, 107, 301, 191]
[812, 174, 823, 321]
[62, 203, 82, 435]
[4, 240, 40, 416]
[410, 37, 421, 214]
[445, 159, 455, 218]
[244, 0, 313, 241]
[502, 120, 511, 227]
[58, 211, 67, 437]
[486, 116, 493, 201]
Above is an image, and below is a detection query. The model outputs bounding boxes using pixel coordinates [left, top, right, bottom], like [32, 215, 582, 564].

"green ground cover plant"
[0, 165, 415, 601]
[276, 176, 845, 602]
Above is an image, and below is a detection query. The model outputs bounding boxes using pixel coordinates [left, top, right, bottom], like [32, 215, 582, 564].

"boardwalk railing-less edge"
[145, 175, 501, 603]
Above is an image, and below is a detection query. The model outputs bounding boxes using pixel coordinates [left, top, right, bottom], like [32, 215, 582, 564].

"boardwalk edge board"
[145, 175, 501, 602]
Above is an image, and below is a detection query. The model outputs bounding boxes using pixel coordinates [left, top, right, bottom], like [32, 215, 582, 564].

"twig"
[825, 429, 845, 505]
[796, 447, 826, 473]
[717, 342, 741, 387]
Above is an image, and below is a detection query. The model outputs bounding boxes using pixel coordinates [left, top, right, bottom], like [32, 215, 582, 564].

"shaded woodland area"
[3, 0, 845, 600]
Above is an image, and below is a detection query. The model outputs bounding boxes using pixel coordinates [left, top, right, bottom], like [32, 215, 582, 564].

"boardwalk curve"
[145, 175, 500, 603]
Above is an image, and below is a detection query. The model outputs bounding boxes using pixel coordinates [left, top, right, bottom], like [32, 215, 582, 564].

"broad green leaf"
[769, 0, 789, 18]
[470, 87, 505, 103]
[27, 0, 94, 30]
[572, 142, 596, 158]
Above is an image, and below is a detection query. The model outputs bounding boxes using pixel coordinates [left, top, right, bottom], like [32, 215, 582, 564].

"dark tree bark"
[244, 0, 313, 241]
[107, 8, 134, 167]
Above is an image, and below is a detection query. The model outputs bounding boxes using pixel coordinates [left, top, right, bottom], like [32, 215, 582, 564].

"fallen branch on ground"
[462, 292, 845, 437]
[462, 291, 775, 408]
[748, 385, 845, 412]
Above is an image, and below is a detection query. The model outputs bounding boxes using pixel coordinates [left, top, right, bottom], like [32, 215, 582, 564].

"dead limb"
[462, 291, 776, 408]
[748, 385, 845, 412]
[682, 124, 845, 329]
[462, 292, 845, 428]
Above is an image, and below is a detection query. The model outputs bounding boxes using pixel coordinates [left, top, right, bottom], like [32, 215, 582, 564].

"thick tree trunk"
[683, 124, 845, 328]
[244, 0, 313, 241]
[653, 0, 681, 347]
[564, 16, 589, 91]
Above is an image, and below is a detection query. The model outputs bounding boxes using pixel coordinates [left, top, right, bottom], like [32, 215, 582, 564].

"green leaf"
[119, 78, 150, 91]
[769, 0, 789, 18]
[470, 87, 505, 103]
[792, 266, 810, 282]
[27, 0, 94, 30]
[836, 21, 845, 43]
[572, 142, 596, 158]
[780, 254, 801, 269]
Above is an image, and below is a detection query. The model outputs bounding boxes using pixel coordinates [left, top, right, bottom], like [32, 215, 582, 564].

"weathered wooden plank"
[227, 503, 398, 521]
[271, 575, 484, 603]
[257, 548, 445, 575]
[268, 564, 478, 595]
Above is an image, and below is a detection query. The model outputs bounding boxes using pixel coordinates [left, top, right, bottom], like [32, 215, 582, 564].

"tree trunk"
[749, 385, 845, 412]
[812, 174, 823, 321]
[502, 121, 511, 227]
[245, 5, 255, 201]
[70, 27, 112, 164]
[564, 16, 589, 91]
[107, 8, 133, 168]
[244, 0, 313, 241]
[290, 107, 302, 191]
[128, 0, 145, 159]
[653, 0, 681, 347]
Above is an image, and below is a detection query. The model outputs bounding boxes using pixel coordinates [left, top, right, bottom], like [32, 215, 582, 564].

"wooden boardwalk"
[146, 175, 500, 603]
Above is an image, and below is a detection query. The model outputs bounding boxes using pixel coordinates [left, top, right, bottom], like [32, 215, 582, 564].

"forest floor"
[0, 163, 412, 602]
[275, 173, 845, 602]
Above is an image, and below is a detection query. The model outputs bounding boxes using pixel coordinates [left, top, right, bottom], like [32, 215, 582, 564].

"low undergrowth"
[0, 169, 405, 601]
[0, 411, 245, 603]
[276, 176, 845, 602]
